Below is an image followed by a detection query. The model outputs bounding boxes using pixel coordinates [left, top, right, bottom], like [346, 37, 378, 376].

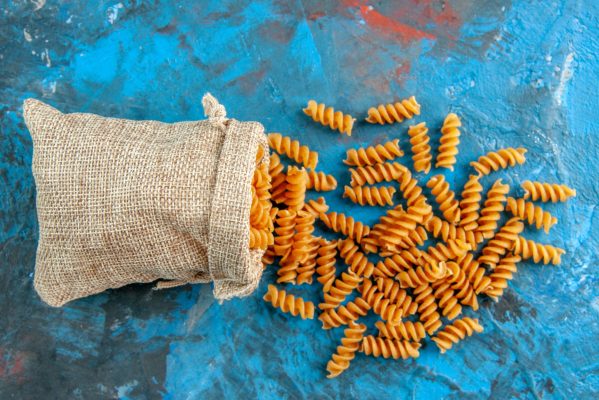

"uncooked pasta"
[259, 98, 575, 379]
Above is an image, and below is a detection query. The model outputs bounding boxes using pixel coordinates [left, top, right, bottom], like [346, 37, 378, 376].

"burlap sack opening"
[23, 94, 268, 307]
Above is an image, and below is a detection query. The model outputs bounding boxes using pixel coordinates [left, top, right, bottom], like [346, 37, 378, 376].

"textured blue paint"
[1, 0, 598, 399]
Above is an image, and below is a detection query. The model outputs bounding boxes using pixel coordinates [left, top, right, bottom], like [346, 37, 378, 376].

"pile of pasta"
[250, 97, 576, 378]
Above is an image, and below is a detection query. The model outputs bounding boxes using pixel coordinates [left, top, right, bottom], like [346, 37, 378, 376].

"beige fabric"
[24, 94, 268, 307]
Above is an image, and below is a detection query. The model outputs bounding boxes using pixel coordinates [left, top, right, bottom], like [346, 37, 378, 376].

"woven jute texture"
[24, 94, 268, 307]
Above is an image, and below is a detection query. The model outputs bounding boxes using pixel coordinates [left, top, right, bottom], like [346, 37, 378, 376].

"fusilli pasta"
[284, 166, 308, 211]
[414, 283, 443, 334]
[263, 284, 315, 320]
[326, 321, 367, 378]
[303, 100, 355, 136]
[316, 238, 337, 293]
[349, 161, 406, 186]
[306, 170, 337, 192]
[436, 113, 461, 171]
[320, 211, 371, 244]
[521, 181, 576, 203]
[506, 197, 557, 233]
[319, 298, 371, 330]
[431, 317, 483, 354]
[343, 139, 404, 167]
[483, 254, 521, 301]
[338, 238, 375, 278]
[361, 336, 421, 359]
[459, 174, 483, 231]
[477, 217, 524, 268]
[365, 96, 420, 125]
[375, 320, 427, 342]
[470, 147, 527, 176]
[475, 179, 510, 239]
[360, 279, 404, 325]
[408, 122, 432, 173]
[343, 185, 396, 207]
[268, 133, 318, 169]
[427, 174, 461, 223]
[512, 237, 565, 265]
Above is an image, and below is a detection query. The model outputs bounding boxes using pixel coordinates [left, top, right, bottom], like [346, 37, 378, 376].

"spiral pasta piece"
[425, 216, 482, 250]
[421, 239, 471, 265]
[470, 147, 527, 176]
[375, 320, 427, 342]
[288, 211, 315, 265]
[506, 197, 557, 233]
[252, 163, 271, 201]
[413, 283, 443, 334]
[319, 298, 371, 329]
[325, 321, 366, 378]
[375, 277, 418, 316]
[255, 145, 265, 164]
[316, 238, 337, 293]
[296, 236, 320, 285]
[262, 246, 275, 267]
[360, 279, 403, 325]
[320, 212, 371, 244]
[380, 226, 427, 251]
[458, 253, 491, 295]
[478, 218, 525, 268]
[303, 197, 329, 217]
[343, 185, 396, 207]
[343, 139, 404, 167]
[303, 100, 355, 136]
[268, 133, 318, 169]
[483, 254, 521, 301]
[269, 153, 287, 204]
[374, 248, 422, 278]
[359, 236, 380, 254]
[349, 161, 406, 187]
[431, 277, 462, 321]
[263, 284, 315, 320]
[284, 166, 308, 211]
[372, 202, 432, 249]
[475, 179, 510, 239]
[459, 174, 483, 231]
[445, 260, 479, 311]
[371, 204, 431, 249]
[365, 96, 420, 125]
[361, 336, 421, 359]
[427, 174, 461, 223]
[397, 261, 449, 289]
[320, 271, 362, 310]
[249, 190, 270, 230]
[273, 209, 296, 257]
[249, 227, 273, 250]
[435, 113, 461, 171]
[338, 238, 375, 278]
[408, 122, 432, 174]
[306, 170, 338, 192]
[397, 168, 431, 212]
[431, 317, 483, 354]
[521, 181, 576, 203]
[512, 237, 565, 265]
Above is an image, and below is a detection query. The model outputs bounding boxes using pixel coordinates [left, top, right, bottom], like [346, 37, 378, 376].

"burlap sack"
[24, 94, 268, 307]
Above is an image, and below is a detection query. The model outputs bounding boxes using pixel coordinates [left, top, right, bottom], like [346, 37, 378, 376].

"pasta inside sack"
[259, 96, 575, 379]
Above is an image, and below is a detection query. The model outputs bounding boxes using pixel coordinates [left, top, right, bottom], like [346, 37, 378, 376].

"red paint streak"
[308, 11, 326, 21]
[359, 5, 435, 44]
[339, 0, 464, 45]
[0, 349, 26, 382]
[395, 62, 411, 78]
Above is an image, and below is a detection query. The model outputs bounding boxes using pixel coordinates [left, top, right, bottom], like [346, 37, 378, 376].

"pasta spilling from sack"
[259, 97, 575, 379]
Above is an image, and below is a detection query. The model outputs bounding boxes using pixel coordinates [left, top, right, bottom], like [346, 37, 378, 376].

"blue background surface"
[1, 0, 598, 398]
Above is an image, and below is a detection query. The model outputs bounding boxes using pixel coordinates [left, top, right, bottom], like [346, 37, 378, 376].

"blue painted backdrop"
[1, 0, 598, 398]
